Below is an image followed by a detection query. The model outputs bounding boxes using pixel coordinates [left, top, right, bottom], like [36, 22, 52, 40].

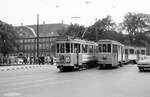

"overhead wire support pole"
[95, 18, 98, 42]
[37, 14, 39, 64]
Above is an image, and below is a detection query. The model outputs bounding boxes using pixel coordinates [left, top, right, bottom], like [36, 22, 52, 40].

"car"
[137, 57, 150, 71]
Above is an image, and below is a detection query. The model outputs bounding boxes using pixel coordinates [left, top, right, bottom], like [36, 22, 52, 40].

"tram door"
[121, 47, 124, 61]
[113, 44, 118, 66]
[136, 49, 140, 60]
[125, 49, 128, 61]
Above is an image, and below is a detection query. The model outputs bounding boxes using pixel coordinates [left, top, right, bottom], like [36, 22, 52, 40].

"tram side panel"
[97, 40, 124, 68]
[124, 46, 147, 64]
[56, 38, 98, 71]
[98, 53, 115, 68]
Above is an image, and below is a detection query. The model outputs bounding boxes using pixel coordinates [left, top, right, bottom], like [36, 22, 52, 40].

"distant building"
[10, 23, 68, 63]
[15, 23, 68, 38]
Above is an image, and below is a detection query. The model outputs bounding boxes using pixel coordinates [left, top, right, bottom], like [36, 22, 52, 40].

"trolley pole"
[37, 14, 39, 64]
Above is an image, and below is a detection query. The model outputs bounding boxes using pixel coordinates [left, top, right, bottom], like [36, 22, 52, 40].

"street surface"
[0, 64, 150, 97]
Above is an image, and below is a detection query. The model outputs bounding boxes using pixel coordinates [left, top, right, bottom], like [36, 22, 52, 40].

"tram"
[124, 46, 147, 64]
[56, 37, 98, 71]
[97, 39, 125, 68]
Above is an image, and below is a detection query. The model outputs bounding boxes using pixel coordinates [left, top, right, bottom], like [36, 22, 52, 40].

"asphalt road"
[0, 64, 150, 97]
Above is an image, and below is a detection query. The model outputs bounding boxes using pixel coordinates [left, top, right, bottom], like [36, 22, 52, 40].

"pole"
[37, 14, 39, 64]
[95, 18, 98, 42]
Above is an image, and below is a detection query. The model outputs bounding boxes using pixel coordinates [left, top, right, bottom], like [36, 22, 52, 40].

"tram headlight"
[65, 56, 71, 63]
[102, 55, 107, 60]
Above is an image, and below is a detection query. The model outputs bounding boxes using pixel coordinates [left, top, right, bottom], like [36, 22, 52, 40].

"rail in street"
[0, 64, 56, 72]
[0, 64, 150, 97]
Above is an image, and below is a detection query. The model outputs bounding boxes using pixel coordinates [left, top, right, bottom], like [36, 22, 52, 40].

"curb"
[0, 65, 55, 72]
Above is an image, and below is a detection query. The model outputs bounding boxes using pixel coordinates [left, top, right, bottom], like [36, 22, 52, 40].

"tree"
[85, 15, 116, 41]
[0, 21, 19, 56]
[122, 12, 150, 46]
[57, 23, 85, 38]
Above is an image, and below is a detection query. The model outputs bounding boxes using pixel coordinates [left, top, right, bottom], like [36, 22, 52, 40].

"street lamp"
[37, 14, 40, 64]
[3, 40, 6, 56]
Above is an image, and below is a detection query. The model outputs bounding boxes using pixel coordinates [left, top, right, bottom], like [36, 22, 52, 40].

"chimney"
[21, 23, 23, 26]
[61, 20, 64, 24]
[43, 21, 45, 24]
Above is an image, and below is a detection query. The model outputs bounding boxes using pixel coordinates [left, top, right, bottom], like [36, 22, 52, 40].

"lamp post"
[3, 39, 6, 57]
[37, 14, 39, 64]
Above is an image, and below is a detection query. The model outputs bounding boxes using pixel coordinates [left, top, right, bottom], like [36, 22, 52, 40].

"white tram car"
[56, 37, 98, 71]
[124, 46, 147, 64]
[97, 39, 125, 68]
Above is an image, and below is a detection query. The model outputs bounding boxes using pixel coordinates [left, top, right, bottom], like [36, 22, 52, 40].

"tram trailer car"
[124, 46, 147, 64]
[97, 39, 125, 69]
[56, 38, 98, 72]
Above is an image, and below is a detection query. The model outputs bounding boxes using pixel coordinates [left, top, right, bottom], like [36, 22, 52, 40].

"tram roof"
[125, 45, 147, 49]
[56, 37, 97, 45]
[98, 39, 123, 46]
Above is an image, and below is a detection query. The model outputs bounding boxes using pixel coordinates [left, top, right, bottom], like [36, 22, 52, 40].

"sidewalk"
[0, 64, 56, 72]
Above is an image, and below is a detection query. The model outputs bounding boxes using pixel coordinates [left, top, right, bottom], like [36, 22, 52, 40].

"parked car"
[137, 57, 150, 71]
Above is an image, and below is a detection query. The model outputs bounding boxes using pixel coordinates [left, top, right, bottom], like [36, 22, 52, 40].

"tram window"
[82, 44, 88, 53]
[107, 44, 111, 52]
[137, 50, 140, 54]
[66, 43, 70, 53]
[103, 44, 107, 52]
[129, 49, 134, 54]
[78, 44, 80, 53]
[99, 44, 102, 52]
[85, 45, 88, 53]
[141, 50, 145, 55]
[57, 43, 59, 53]
[71, 43, 73, 53]
[113, 45, 117, 53]
[74, 43, 80, 53]
[60, 43, 65, 53]
[125, 49, 128, 54]
[89, 45, 93, 53]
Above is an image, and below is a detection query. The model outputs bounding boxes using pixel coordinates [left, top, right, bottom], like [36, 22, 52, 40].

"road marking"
[3, 92, 22, 97]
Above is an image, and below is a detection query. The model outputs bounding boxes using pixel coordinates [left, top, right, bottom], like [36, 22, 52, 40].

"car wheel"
[139, 67, 144, 72]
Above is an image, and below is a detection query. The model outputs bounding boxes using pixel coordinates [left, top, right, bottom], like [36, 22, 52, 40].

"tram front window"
[141, 50, 145, 55]
[125, 49, 128, 54]
[107, 44, 111, 53]
[60, 43, 65, 53]
[99, 44, 102, 52]
[66, 43, 70, 53]
[99, 44, 111, 53]
[129, 49, 134, 54]
[103, 44, 107, 52]
[74, 43, 80, 53]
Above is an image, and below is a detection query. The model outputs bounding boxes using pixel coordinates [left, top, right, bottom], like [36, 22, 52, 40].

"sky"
[1, 0, 150, 26]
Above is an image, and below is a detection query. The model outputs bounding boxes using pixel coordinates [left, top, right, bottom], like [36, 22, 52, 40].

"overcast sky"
[1, 0, 150, 26]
